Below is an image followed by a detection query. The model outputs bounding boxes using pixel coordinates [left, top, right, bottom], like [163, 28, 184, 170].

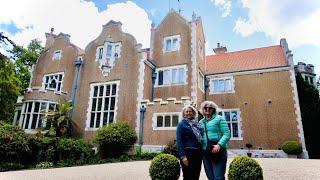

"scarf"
[185, 119, 203, 143]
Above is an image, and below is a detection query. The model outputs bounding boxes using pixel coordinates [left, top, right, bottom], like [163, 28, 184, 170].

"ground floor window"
[218, 109, 242, 139]
[86, 81, 119, 129]
[20, 100, 57, 130]
[152, 112, 181, 130]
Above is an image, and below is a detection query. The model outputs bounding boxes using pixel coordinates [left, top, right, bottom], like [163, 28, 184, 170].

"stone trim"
[289, 68, 308, 159]
[135, 55, 146, 134]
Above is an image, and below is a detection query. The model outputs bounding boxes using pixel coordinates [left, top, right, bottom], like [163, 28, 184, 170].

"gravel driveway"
[1, 158, 319, 180]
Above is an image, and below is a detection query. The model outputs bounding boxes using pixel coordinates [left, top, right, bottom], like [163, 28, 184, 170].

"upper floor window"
[153, 112, 181, 130]
[95, 42, 121, 61]
[87, 81, 119, 130]
[19, 101, 57, 130]
[52, 50, 62, 60]
[163, 35, 181, 52]
[43, 72, 64, 92]
[156, 65, 187, 86]
[210, 76, 234, 94]
[218, 109, 242, 139]
[98, 47, 103, 59]
[198, 71, 204, 91]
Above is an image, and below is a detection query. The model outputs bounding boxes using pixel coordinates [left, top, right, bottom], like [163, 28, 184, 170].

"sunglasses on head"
[204, 106, 213, 110]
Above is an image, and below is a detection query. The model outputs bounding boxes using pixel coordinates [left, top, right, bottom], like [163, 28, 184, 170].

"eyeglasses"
[204, 106, 213, 110]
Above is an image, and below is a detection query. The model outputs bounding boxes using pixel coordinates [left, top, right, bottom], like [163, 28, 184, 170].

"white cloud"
[0, 0, 151, 49]
[211, 0, 232, 17]
[150, 9, 157, 16]
[234, 0, 320, 48]
[205, 40, 213, 55]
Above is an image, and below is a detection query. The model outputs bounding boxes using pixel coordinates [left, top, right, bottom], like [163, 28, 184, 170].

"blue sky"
[1, 0, 320, 77]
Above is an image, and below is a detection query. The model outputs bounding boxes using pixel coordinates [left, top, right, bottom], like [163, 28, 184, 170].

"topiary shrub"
[282, 141, 302, 155]
[0, 123, 30, 163]
[93, 121, 137, 158]
[228, 156, 263, 180]
[163, 140, 179, 158]
[149, 154, 180, 180]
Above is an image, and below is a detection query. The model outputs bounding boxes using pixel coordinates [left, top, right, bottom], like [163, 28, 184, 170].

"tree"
[0, 33, 43, 123]
[0, 58, 22, 122]
[10, 39, 43, 93]
[296, 73, 320, 158]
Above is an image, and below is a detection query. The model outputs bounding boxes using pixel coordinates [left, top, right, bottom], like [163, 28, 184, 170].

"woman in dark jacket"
[176, 105, 203, 180]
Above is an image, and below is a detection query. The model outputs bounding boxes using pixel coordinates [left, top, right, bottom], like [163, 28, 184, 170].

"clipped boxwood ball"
[149, 154, 180, 180]
[282, 141, 302, 155]
[228, 156, 263, 180]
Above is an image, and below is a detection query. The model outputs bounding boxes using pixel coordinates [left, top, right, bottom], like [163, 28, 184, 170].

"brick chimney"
[213, 42, 227, 54]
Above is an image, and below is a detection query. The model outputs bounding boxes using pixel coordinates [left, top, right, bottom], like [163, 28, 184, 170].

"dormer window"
[163, 35, 181, 52]
[42, 72, 64, 92]
[52, 50, 62, 60]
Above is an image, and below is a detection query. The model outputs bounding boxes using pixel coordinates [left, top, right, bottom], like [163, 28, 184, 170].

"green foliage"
[149, 154, 180, 180]
[282, 141, 303, 155]
[57, 138, 93, 160]
[163, 140, 179, 158]
[35, 162, 54, 169]
[0, 122, 30, 163]
[228, 156, 263, 180]
[0, 60, 21, 122]
[94, 121, 137, 157]
[0, 162, 24, 172]
[296, 73, 320, 158]
[45, 101, 74, 137]
[10, 39, 43, 93]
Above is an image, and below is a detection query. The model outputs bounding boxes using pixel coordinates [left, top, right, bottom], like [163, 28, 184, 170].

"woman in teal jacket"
[199, 101, 231, 180]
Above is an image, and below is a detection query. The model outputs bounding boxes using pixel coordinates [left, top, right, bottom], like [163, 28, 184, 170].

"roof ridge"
[207, 45, 280, 57]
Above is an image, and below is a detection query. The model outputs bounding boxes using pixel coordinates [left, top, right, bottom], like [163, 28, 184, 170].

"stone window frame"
[198, 70, 205, 92]
[209, 76, 235, 94]
[52, 50, 62, 60]
[95, 42, 122, 62]
[85, 80, 120, 131]
[163, 35, 181, 52]
[19, 100, 57, 131]
[152, 112, 182, 130]
[218, 108, 243, 140]
[155, 64, 188, 87]
[42, 72, 64, 92]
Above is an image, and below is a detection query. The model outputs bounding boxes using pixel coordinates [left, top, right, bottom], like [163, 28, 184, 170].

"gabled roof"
[206, 45, 289, 74]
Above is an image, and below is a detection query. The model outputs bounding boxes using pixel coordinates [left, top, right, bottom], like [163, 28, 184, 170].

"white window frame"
[19, 100, 57, 131]
[97, 46, 104, 60]
[52, 50, 62, 60]
[198, 71, 205, 92]
[163, 35, 181, 52]
[152, 112, 182, 130]
[42, 72, 64, 92]
[155, 65, 187, 87]
[218, 108, 242, 140]
[85, 81, 120, 131]
[209, 76, 235, 94]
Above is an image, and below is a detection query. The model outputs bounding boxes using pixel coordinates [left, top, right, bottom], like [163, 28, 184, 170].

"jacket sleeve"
[176, 122, 186, 158]
[217, 116, 231, 149]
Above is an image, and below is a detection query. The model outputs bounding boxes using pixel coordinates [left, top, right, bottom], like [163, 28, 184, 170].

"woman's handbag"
[204, 121, 225, 161]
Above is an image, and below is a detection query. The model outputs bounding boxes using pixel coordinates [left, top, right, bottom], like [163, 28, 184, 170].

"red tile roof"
[206, 45, 289, 74]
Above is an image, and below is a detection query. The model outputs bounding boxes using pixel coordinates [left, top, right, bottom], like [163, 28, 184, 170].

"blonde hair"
[182, 105, 198, 119]
[200, 101, 217, 115]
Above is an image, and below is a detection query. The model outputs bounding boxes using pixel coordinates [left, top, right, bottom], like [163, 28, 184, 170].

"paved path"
[1, 158, 320, 180]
